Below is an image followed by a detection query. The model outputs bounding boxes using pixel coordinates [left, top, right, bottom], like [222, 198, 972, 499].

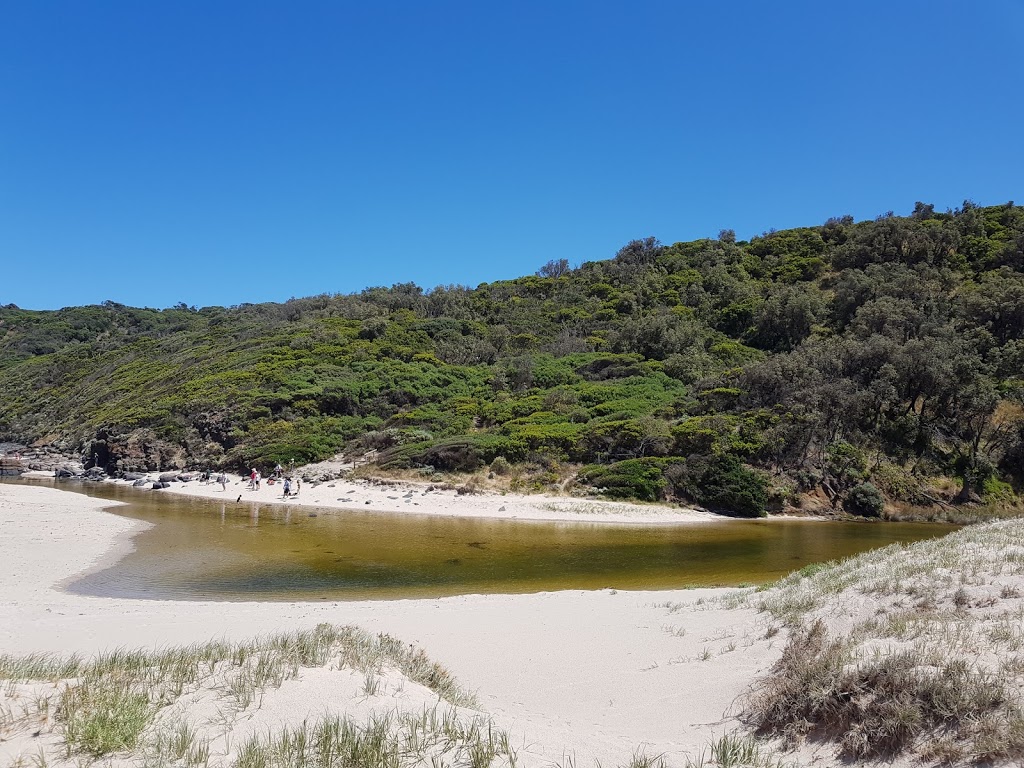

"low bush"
[845, 482, 885, 517]
[489, 455, 511, 475]
[378, 434, 527, 472]
[577, 458, 681, 501]
[667, 454, 768, 517]
[745, 619, 1022, 760]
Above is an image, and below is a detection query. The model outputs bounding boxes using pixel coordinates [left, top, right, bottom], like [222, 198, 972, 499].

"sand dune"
[0, 482, 777, 767]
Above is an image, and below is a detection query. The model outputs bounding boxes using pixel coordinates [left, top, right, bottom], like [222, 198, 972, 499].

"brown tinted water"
[9, 478, 954, 601]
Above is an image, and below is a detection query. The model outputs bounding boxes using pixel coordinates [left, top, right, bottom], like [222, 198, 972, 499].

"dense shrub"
[844, 482, 885, 517]
[489, 456, 511, 475]
[667, 454, 768, 517]
[577, 458, 680, 501]
[378, 434, 526, 472]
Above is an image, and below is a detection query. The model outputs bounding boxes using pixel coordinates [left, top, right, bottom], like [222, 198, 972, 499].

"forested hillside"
[2, 201, 1022, 517]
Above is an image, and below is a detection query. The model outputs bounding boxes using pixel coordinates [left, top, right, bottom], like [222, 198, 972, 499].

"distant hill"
[2, 200, 1022, 517]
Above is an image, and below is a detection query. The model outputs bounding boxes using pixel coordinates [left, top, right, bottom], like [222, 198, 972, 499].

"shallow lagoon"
[11, 478, 953, 601]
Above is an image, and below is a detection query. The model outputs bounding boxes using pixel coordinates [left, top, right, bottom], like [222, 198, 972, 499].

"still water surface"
[13, 478, 953, 601]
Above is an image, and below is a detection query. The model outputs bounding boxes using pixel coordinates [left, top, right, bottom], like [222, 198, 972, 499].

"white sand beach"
[0, 481, 781, 767]
[80, 468, 725, 525]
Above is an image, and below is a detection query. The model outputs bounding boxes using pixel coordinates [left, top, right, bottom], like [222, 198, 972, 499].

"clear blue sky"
[3, 1, 1022, 310]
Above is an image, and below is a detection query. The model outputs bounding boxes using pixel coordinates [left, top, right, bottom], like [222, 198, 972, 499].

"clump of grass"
[622, 749, 665, 768]
[744, 618, 1024, 760]
[141, 718, 210, 768]
[234, 706, 519, 768]
[683, 732, 789, 768]
[0, 653, 85, 682]
[59, 675, 156, 756]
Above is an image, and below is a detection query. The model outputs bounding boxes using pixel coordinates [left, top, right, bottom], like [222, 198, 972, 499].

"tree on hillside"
[537, 259, 571, 278]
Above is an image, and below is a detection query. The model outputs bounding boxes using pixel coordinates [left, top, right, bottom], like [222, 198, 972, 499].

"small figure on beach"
[255, 471, 262, 490]
[274, 462, 283, 479]
[249, 468, 257, 490]
[282, 477, 292, 498]
[294, 477, 301, 497]
[218, 473, 228, 491]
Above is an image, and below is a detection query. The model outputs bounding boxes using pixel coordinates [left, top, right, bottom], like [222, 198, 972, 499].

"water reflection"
[6, 478, 954, 602]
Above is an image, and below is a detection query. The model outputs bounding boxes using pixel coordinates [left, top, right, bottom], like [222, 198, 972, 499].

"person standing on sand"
[255, 471, 262, 490]
[282, 477, 291, 498]
[218, 472, 228, 491]
[249, 468, 257, 490]
[294, 476, 301, 497]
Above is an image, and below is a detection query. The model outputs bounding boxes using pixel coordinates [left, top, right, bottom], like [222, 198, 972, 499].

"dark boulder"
[158, 472, 179, 483]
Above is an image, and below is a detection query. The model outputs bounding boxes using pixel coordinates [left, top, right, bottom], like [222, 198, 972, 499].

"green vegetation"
[578, 458, 680, 502]
[2, 200, 1023, 516]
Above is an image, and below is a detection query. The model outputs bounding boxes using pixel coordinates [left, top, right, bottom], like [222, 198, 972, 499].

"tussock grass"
[621, 749, 665, 768]
[682, 732, 789, 768]
[743, 519, 1024, 762]
[59, 677, 155, 756]
[142, 719, 211, 768]
[234, 706, 520, 768]
[745, 619, 1020, 759]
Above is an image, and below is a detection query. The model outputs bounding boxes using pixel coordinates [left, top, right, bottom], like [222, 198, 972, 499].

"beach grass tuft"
[232, 706, 521, 768]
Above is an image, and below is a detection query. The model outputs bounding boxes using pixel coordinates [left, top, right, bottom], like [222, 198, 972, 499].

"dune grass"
[1, 624, 675, 768]
[742, 519, 1024, 763]
[232, 706, 522, 768]
[682, 732, 791, 768]
[0, 624, 477, 763]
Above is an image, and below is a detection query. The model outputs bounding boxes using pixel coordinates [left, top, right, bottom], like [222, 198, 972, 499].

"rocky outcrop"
[83, 426, 223, 475]
[0, 459, 22, 476]
[2, 443, 81, 474]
